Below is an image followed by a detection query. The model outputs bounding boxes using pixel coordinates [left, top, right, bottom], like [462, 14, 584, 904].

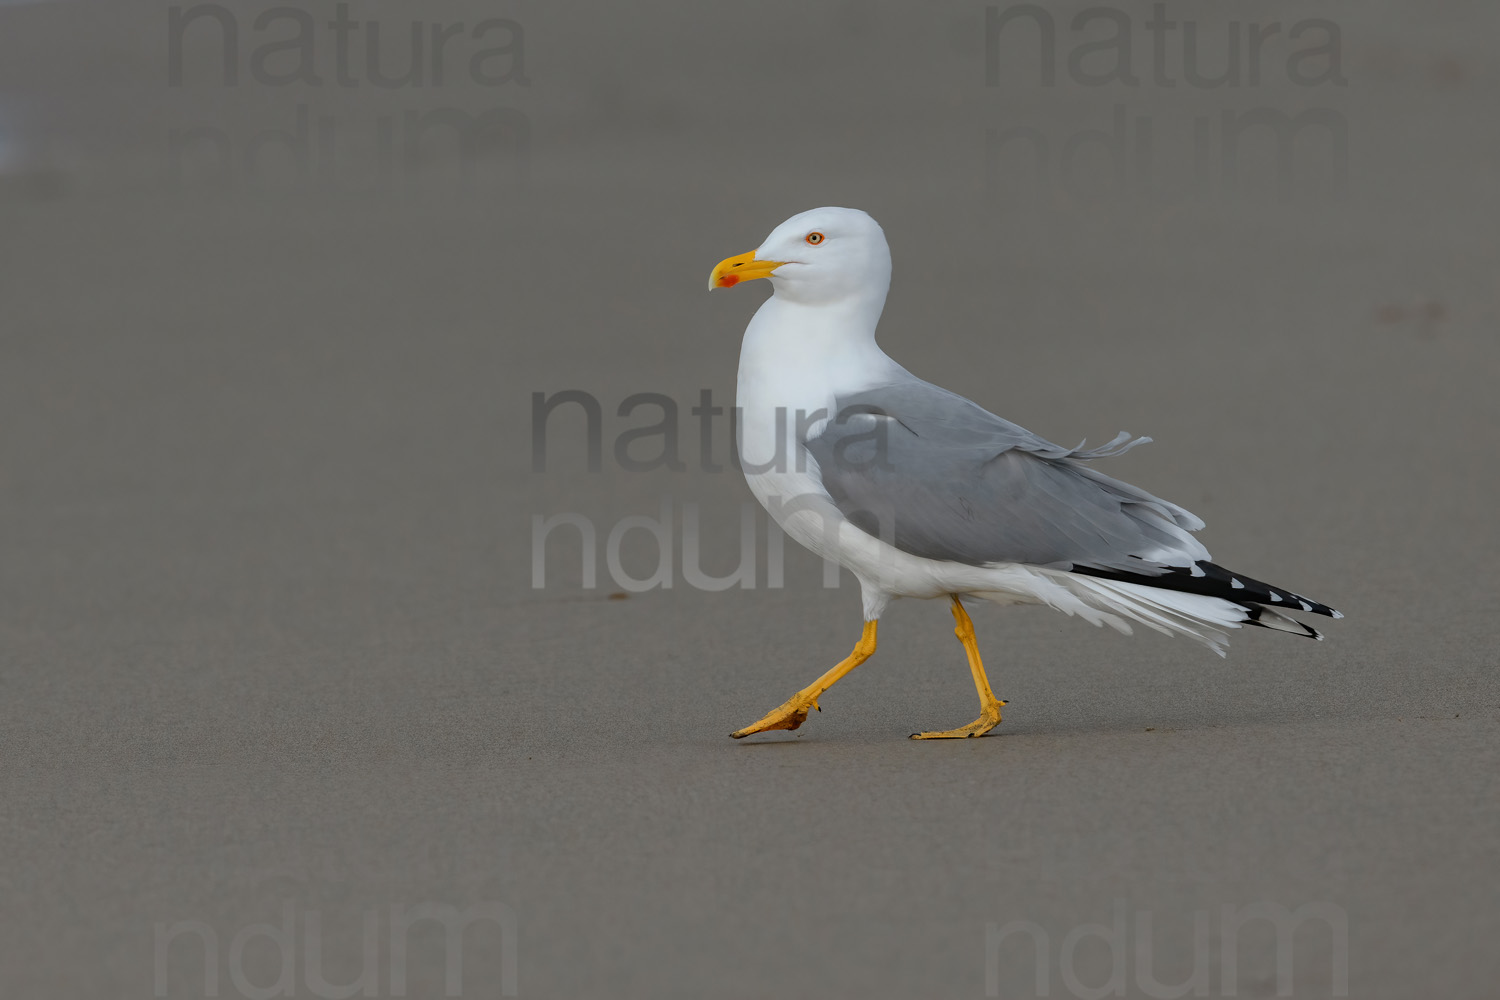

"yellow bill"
[709, 250, 787, 290]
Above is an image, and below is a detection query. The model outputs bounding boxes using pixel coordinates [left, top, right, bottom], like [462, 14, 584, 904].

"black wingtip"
[1072, 561, 1340, 620]
[1243, 604, 1325, 640]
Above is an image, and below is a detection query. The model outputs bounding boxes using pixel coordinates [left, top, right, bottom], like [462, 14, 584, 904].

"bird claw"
[909, 702, 1005, 740]
[730, 698, 814, 739]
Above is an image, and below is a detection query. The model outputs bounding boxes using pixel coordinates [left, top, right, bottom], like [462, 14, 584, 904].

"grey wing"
[804, 378, 1209, 573]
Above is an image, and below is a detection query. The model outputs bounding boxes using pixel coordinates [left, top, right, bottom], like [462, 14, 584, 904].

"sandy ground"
[2, 1, 1497, 996]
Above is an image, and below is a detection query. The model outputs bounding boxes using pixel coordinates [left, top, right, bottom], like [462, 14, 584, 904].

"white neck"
[734, 290, 904, 471]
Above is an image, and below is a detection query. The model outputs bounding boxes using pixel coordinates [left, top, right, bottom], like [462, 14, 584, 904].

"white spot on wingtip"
[1190, 565, 1206, 577]
[1268, 592, 1282, 602]
[1331, 610, 1344, 619]
[1230, 577, 1244, 589]
[1298, 601, 1313, 611]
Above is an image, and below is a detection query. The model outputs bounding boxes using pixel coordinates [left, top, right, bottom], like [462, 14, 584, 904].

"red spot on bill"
[719, 275, 739, 287]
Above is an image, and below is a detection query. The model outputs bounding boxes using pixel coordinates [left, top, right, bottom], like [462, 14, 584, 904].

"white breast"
[735, 294, 904, 568]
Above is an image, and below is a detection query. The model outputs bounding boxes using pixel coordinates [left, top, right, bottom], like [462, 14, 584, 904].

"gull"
[709, 207, 1341, 740]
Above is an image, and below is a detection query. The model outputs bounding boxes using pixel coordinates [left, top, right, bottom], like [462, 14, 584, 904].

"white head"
[709, 207, 891, 308]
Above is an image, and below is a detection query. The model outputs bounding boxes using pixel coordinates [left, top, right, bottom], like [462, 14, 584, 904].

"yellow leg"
[730, 620, 878, 738]
[911, 597, 1007, 739]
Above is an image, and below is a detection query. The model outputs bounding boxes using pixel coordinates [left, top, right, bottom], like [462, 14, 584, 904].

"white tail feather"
[979, 569, 1256, 657]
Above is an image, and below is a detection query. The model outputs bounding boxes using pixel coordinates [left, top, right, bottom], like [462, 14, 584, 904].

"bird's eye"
[805, 232, 825, 245]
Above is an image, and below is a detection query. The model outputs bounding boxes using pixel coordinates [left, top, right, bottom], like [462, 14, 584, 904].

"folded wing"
[804, 378, 1210, 574]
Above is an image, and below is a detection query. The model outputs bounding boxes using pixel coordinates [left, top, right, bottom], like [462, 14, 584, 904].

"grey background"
[2, 1, 1496, 997]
